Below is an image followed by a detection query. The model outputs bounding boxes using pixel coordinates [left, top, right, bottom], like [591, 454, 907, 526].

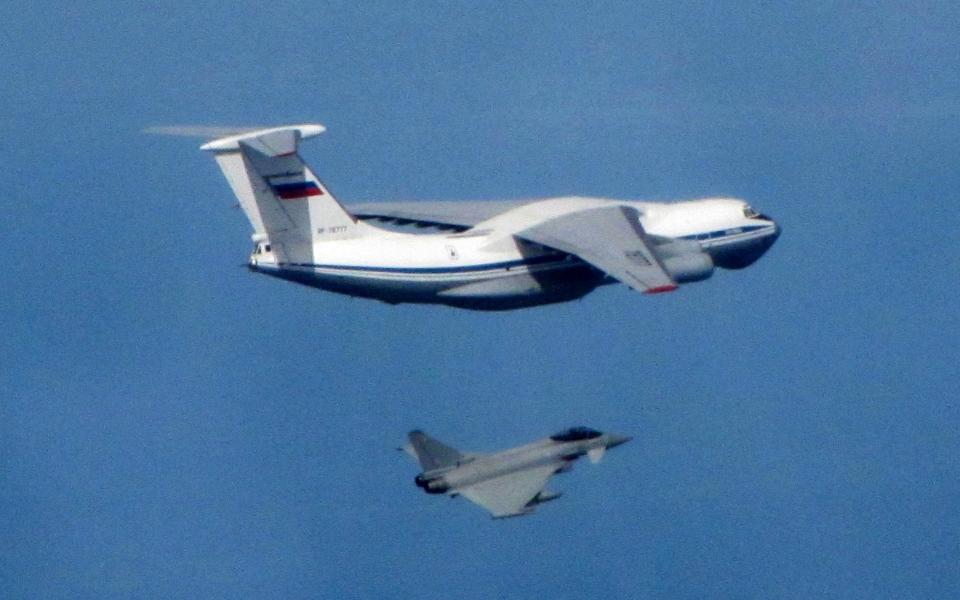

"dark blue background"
[3, 2, 958, 597]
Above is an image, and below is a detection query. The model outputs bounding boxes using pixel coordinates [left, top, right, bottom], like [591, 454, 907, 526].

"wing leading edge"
[515, 205, 678, 294]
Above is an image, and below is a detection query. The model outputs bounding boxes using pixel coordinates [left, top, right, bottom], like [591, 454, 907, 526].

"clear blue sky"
[3, 2, 958, 598]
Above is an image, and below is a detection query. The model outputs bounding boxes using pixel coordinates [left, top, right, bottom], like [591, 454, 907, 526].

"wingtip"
[644, 284, 679, 294]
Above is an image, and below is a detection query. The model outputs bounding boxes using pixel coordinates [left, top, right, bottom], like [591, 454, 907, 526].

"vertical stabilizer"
[201, 125, 373, 263]
[408, 430, 463, 471]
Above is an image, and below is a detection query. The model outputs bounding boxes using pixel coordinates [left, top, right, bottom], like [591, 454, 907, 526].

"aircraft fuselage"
[248, 197, 779, 310]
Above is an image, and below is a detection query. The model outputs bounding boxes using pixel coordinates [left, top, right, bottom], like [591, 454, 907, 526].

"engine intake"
[662, 252, 714, 283]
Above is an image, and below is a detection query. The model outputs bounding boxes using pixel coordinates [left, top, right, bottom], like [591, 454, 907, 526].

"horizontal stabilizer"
[144, 125, 268, 139]
[200, 124, 326, 153]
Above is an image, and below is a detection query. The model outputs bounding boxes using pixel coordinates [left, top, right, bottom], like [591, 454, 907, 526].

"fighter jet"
[401, 427, 631, 519]
[198, 124, 780, 310]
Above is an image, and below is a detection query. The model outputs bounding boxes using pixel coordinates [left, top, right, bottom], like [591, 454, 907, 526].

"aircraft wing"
[349, 200, 537, 229]
[515, 205, 678, 294]
[459, 464, 559, 518]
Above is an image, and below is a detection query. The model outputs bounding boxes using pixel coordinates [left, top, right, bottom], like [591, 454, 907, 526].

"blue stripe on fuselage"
[274, 225, 775, 276]
[678, 225, 769, 242]
[282, 253, 572, 275]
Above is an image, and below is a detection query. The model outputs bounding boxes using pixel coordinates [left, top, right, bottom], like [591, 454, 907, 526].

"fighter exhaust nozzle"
[414, 474, 450, 494]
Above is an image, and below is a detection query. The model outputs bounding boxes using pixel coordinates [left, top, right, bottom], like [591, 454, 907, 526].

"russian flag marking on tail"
[271, 181, 323, 200]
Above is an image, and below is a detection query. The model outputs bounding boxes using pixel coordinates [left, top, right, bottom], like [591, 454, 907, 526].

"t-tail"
[201, 124, 375, 264]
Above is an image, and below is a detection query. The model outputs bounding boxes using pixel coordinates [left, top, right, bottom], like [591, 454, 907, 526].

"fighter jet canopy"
[550, 427, 602, 442]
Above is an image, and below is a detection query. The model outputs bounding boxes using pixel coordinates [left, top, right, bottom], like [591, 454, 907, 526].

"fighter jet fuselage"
[403, 427, 631, 518]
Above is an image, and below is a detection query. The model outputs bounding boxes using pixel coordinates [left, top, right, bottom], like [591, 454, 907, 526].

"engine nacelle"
[662, 252, 714, 283]
[651, 239, 715, 283]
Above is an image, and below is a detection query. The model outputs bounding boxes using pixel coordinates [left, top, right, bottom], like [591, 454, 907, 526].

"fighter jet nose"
[606, 434, 632, 448]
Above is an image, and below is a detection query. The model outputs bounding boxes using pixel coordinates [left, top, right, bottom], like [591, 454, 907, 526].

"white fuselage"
[438, 439, 572, 490]
[249, 197, 779, 310]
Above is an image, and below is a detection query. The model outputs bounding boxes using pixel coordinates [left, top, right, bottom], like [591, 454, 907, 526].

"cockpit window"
[743, 205, 759, 218]
[550, 427, 602, 442]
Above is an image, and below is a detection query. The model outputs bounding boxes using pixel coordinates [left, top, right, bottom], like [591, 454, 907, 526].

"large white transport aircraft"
[201, 124, 780, 310]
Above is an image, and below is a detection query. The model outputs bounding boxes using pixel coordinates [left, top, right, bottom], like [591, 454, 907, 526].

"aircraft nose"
[711, 214, 781, 269]
[766, 217, 782, 242]
[606, 434, 632, 448]
[759, 218, 781, 255]
[754, 213, 781, 240]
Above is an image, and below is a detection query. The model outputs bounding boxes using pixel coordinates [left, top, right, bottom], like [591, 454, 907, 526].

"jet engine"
[654, 239, 714, 283]
[663, 252, 714, 283]
[414, 474, 450, 494]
